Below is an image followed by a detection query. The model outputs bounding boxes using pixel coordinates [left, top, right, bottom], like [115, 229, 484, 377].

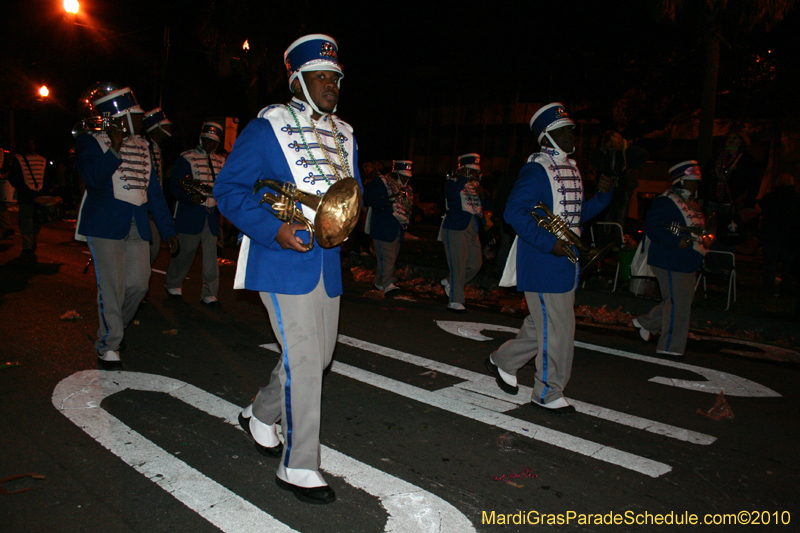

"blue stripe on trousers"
[538, 293, 549, 404]
[270, 293, 293, 467]
[87, 237, 110, 351]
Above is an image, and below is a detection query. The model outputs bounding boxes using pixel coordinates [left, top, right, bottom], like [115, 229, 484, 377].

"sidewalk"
[344, 225, 800, 352]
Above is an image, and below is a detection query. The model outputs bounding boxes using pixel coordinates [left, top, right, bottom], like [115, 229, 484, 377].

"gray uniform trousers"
[148, 217, 161, 266]
[491, 290, 576, 405]
[164, 217, 219, 299]
[18, 203, 41, 251]
[87, 220, 150, 354]
[373, 236, 401, 289]
[442, 220, 482, 304]
[253, 275, 340, 473]
[637, 266, 695, 355]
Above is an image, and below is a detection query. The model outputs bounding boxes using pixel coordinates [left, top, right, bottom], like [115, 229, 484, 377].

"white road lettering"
[335, 335, 715, 447]
[263, 341, 675, 477]
[53, 370, 476, 533]
[436, 321, 781, 398]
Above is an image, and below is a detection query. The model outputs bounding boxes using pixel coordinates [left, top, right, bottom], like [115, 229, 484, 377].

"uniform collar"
[540, 146, 568, 163]
[288, 96, 331, 123]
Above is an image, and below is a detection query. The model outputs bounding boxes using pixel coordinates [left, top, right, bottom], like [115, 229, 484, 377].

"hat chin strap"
[296, 72, 338, 117]
[124, 112, 136, 140]
[544, 131, 574, 155]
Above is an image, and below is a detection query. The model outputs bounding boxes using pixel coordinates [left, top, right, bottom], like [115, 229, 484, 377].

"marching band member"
[142, 108, 173, 265]
[165, 121, 225, 307]
[486, 103, 612, 413]
[214, 34, 362, 505]
[632, 161, 709, 357]
[364, 159, 413, 293]
[74, 87, 178, 368]
[8, 138, 48, 254]
[440, 153, 485, 312]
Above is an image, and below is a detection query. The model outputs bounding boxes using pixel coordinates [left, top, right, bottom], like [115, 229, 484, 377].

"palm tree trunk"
[697, 32, 720, 167]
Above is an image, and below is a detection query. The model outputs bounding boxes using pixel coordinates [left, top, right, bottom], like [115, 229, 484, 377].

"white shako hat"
[284, 34, 343, 116]
[392, 160, 412, 177]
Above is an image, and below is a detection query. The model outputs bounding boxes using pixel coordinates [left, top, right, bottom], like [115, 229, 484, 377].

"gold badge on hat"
[320, 42, 337, 58]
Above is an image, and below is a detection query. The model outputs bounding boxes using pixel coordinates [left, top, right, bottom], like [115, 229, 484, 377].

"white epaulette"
[257, 104, 285, 119]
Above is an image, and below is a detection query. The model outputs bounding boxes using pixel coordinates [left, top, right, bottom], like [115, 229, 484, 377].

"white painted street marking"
[689, 333, 800, 363]
[263, 342, 674, 477]
[336, 335, 715, 447]
[331, 359, 671, 478]
[53, 370, 476, 533]
[436, 321, 781, 398]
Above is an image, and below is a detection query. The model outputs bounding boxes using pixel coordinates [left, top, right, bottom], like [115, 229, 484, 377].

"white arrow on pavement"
[436, 321, 781, 398]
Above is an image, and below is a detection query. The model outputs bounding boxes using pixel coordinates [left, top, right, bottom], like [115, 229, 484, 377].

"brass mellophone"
[530, 202, 614, 274]
[71, 112, 128, 138]
[180, 174, 214, 201]
[254, 177, 362, 252]
[666, 213, 716, 248]
[530, 202, 588, 263]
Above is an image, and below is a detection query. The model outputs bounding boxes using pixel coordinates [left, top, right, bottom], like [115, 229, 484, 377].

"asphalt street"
[1, 217, 798, 533]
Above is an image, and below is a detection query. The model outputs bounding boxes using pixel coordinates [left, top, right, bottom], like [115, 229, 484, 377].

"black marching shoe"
[276, 477, 336, 505]
[484, 357, 519, 395]
[238, 412, 283, 458]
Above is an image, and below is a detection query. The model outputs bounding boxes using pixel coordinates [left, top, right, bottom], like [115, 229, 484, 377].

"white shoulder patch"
[257, 104, 286, 119]
[333, 116, 354, 134]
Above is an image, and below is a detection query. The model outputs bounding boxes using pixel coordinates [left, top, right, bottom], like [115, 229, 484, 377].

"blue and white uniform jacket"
[364, 175, 411, 243]
[644, 190, 705, 273]
[75, 132, 176, 241]
[442, 174, 484, 231]
[504, 147, 612, 293]
[171, 147, 224, 236]
[214, 98, 362, 297]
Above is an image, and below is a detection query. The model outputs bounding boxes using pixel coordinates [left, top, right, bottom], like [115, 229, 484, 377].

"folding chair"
[694, 250, 736, 310]
[584, 222, 624, 292]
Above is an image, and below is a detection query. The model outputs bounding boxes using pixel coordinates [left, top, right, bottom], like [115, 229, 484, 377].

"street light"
[64, 0, 79, 15]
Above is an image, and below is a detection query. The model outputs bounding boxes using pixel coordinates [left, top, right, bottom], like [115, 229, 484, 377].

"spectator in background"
[589, 130, 648, 229]
[701, 131, 762, 237]
[758, 173, 800, 297]
[0, 138, 14, 239]
[492, 154, 525, 271]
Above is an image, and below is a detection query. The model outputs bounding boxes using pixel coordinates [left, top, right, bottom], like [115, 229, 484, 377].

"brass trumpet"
[666, 214, 716, 248]
[530, 202, 614, 274]
[254, 177, 362, 251]
[181, 174, 214, 202]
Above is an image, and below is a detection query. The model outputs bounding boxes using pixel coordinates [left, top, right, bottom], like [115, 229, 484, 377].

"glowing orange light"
[64, 0, 79, 14]
[39, 86, 50, 98]
[243, 40, 250, 51]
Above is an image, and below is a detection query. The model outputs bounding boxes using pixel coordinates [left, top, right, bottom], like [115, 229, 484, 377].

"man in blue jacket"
[441, 153, 485, 312]
[633, 161, 709, 356]
[486, 103, 613, 413]
[74, 86, 178, 368]
[214, 34, 361, 505]
[165, 121, 225, 307]
[364, 160, 413, 293]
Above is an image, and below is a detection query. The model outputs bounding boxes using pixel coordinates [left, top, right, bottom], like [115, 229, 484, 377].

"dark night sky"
[2, 0, 798, 162]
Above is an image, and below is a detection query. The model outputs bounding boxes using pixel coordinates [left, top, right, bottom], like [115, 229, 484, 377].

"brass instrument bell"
[254, 178, 362, 251]
[529, 202, 614, 276]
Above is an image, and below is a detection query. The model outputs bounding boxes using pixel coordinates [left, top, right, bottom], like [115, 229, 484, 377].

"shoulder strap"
[21, 154, 39, 188]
